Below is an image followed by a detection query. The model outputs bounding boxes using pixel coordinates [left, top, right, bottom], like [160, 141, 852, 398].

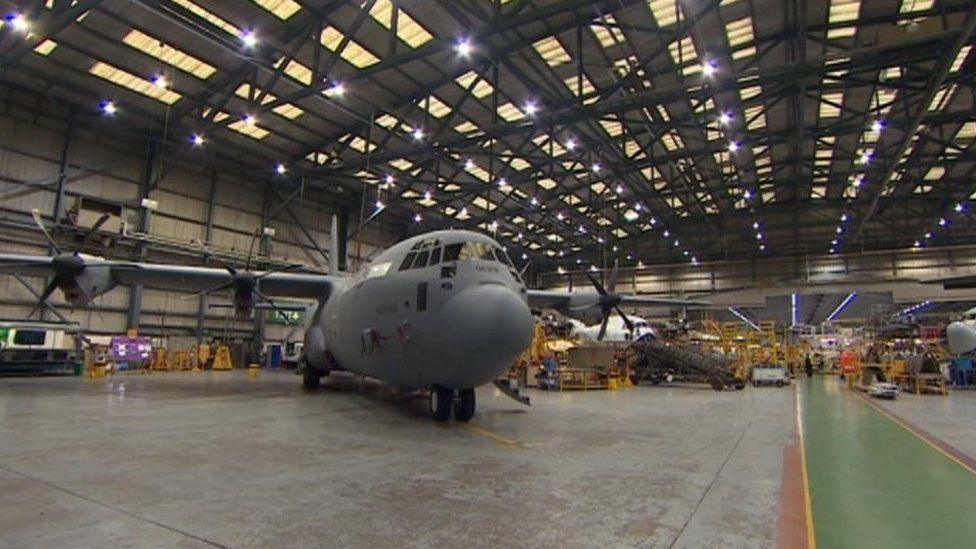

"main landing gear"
[429, 385, 476, 422]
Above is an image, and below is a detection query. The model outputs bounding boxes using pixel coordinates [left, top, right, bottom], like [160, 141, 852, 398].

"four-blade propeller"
[582, 259, 634, 340]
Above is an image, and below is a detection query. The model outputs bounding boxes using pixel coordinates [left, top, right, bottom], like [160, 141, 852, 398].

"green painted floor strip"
[801, 377, 976, 549]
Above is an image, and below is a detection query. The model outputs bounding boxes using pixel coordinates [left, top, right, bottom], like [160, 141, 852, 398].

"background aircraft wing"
[0, 254, 338, 301]
[526, 289, 709, 309]
[923, 274, 976, 289]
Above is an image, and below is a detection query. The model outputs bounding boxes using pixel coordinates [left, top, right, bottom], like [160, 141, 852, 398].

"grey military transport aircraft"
[0, 211, 707, 421]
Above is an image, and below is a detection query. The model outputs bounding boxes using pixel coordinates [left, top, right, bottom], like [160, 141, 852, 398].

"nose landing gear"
[428, 385, 476, 422]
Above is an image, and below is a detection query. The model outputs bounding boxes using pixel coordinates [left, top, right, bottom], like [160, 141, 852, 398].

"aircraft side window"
[399, 253, 416, 271]
[429, 247, 442, 266]
[412, 250, 430, 269]
[443, 243, 462, 261]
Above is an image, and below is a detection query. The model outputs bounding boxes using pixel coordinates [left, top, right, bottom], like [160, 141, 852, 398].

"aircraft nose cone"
[443, 284, 534, 386]
[947, 322, 976, 355]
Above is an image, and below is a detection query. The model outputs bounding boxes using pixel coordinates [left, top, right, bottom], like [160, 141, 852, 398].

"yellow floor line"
[795, 384, 817, 549]
[461, 424, 522, 449]
[855, 391, 976, 478]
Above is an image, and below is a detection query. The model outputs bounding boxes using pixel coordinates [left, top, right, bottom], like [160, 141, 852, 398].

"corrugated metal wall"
[0, 111, 397, 344]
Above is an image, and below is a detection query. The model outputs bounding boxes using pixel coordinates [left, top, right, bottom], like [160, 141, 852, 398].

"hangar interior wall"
[0, 108, 399, 343]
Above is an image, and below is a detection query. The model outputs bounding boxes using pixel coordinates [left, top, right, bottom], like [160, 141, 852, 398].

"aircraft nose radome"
[443, 284, 534, 385]
[947, 322, 976, 355]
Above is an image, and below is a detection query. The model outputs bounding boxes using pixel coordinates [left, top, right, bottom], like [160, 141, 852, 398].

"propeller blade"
[608, 259, 619, 294]
[30, 209, 61, 254]
[519, 260, 531, 278]
[583, 269, 609, 295]
[29, 278, 61, 318]
[254, 262, 302, 280]
[597, 314, 609, 340]
[75, 213, 112, 254]
[614, 306, 634, 332]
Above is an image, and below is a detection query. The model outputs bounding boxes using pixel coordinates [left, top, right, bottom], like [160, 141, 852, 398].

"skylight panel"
[272, 103, 303, 119]
[122, 29, 216, 79]
[924, 167, 944, 180]
[306, 151, 330, 165]
[454, 120, 481, 135]
[348, 136, 377, 154]
[726, 17, 756, 59]
[950, 45, 971, 73]
[827, 0, 860, 39]
[538, 178, 557, 190]
[509, 157, 531, 171]
[89, 61, 181, 104]
[564, 75, 598, 105]
[171, 0, 239, 36]
[369, 1, 434, 48]
[33, 39, 57, 56]
[455, 71, 493, 98]
[320, 27, 379, 68]
[235, 84, 275, 104]
[472, 197, 496, 211]
[251, 0, 301, 20]
[819, 92, 843, 118]
[419, 95, 451, 118]
[497, 102, 526, 122]
[466, 162, 491, 182]
[648, 0, 677, 27]
[661, 131, 684, 151]
[955, 121, 976, 144]
[533, 36, 571, 66]
[740, 85, 761, 100]
[600, 119, 623, 137]
[929, 84, 957, 111]
[274, 58, 313, 85]
[900, 0, 933, 13]
[228, 119, 269, 139]
[668, 36, 699, 74]
[375, 113, 398, 129]
[591, 14, 625, 48]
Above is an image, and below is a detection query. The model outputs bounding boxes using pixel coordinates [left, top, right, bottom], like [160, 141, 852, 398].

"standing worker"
[804, 354, 814, 378]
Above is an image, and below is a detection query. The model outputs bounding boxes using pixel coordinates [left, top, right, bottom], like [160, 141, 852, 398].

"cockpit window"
[443, 243, 462, 262]
[412, 250, 430, 269]
[430, 247, 442, 265]
[399, 252, 416, 271]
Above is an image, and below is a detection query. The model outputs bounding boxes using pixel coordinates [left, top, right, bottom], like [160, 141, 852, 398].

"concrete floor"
[0, 372, 796, 548]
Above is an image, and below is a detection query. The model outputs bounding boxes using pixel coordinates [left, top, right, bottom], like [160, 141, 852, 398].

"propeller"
[23, 209, 111, 317]
[182, 229, 301, 318]
[582, 259, 634, 340]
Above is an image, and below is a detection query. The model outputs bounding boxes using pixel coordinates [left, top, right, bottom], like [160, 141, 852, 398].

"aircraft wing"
[0, 254, 337, 300]
[526, 289, 710, 309]
[923, 274, 976, 289]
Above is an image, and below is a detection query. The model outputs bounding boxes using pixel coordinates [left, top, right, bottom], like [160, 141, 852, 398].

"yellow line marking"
[461, 424, 522, 449]
[795, 384, 817, 549]
[854, 391, 976, 478]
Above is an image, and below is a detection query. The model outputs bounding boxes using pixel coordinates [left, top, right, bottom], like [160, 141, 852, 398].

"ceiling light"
[522, 253, 528, 260]
[240, 30, 258, 48]
[591, 162, 601, 173]
[589, 265, 598, 272]
[489, 221, 498, 231]
[243, 114, 257, 125]
[650, 217, 657, 225]
[673, 240, 680, 247]
[702, 60, 717, 77]
[924, 232, 932, 239]
[871, 119, 886, 132]
[498, 177, 507, 188]
[634, 203, 643, 211]
[375, 200, 385, 210]
[191, 133, 205, 146]
[756, 233, 763, 240]
[840, 213, 848, 222]
[836, 227, 843, 234]
[955, 203, 965, 212]
[275, 163, 287, 175]
[556, 212, 565, 221]
[152, 74, 168, 89]
[414, 213, 422, 223]
[743, 189, 752, 199]
[663, 230, 670, 237]
[6, 13, 28, 33]
[612, 245, 618, 252]
[384, 174, 395, 185]
[423, 190, 432, 201]
[412, 128, 424, 140]
[615, 184, 624, 194]
[565, 138, 576, 150]
[459, 207, 468, 216]
[455, 38, 472, 57]
[752, 221, 760, 229]
[728, 141, 739, 152]
[530, 196, 539, 206]
[718, 111, 732, 125]
[859, 152, 872, 164]
[524, 101, 538, 116]
[914, 240, 922, 248]
[328, 82, 345, 96]
[939, 217, 948, 226]
[831, 239, 838, 245]
[759, 244, 766, 251]
[853, 176, 864, 188]
[637, 260, 645, 268]
[100, 100, 117, 115]
[464, 158, 474, 170]
[829, 248, 836, 254]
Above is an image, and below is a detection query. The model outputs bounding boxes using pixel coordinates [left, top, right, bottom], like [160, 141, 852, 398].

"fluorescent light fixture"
[411, 128, 424, 140]
[591, 162, 601, 173]
[243, 114, 257, 125]
[826, 292, 857, 323]
[719, 111, 732, 125]
[565, 138, 576, 150]
[728, 141, 740, 152]
[100, 100, 117, 115]
[240, 30, 258, 48]
[191, 133, 204, 146]
[152, 74, 168, 89]
[275, 163, 287, 174]
[524, 100, 538, 116]
[456, 38, 472, 57]
[414, 213, 422, 222]
[7, 13, 28, 33]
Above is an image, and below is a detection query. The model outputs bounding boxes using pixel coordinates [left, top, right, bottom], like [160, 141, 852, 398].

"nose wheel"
[428, 386, 476, 422]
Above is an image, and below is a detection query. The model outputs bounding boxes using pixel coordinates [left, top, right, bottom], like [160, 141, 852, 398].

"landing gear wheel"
[302, 366, 321, 390]
[429, 385, 453, 421]
[453, 388, 476, 422]
[734, 381, 746, 390]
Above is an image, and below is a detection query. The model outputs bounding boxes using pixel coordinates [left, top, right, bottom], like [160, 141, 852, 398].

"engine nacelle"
[61, 259, 117, 305]
[947, 322, 976, 355]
